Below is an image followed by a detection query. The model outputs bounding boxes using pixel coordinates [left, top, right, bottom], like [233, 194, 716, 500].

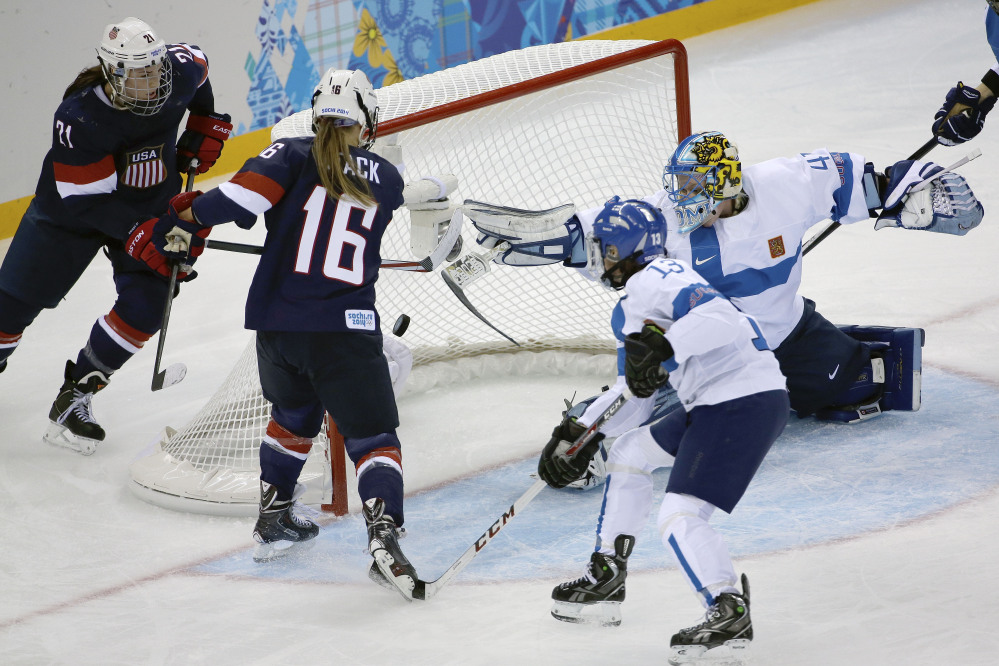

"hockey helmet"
[311, 68, 379, 149]
[586, 197, 666, 290]
[662, 131, 742, 234]
[96, 17, 172, 116]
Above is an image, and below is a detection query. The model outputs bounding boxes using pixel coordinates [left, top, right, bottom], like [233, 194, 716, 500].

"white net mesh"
[130, 39, 688, 514]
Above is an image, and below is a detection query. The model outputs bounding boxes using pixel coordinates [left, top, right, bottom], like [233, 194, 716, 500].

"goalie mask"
[311, 68, 379, 149]
[96, 17, 173, 116]
[586, 197, 666, 290]
[662, 131, 742, 234]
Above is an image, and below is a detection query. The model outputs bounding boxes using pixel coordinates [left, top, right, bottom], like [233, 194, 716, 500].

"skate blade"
[551, 600, 622, 627]
[668, 639, 751, 665]
[43, 422, 99, 456]
[252, 537, 316, 563]
[370, 548, 416, 602]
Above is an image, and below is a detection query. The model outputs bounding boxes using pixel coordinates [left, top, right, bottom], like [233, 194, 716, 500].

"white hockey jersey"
[577, 149, 872, 349]
[616, 257, 786, 409]
[576, 257, 786, 432]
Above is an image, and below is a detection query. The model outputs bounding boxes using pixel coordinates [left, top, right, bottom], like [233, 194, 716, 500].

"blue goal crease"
[192, 368, 999, 584]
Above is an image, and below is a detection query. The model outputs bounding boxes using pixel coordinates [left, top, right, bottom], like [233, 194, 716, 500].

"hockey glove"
[152, 191, 210, 261]
[624, 324, 674, 398]
[177, 112, 233, 175]
[537, 417, 605, 489]
[125, 218, 196, 281]
[932, 82, 995, 146]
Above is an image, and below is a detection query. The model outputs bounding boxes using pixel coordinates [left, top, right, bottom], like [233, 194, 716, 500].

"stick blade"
[151, 362, 187, 391]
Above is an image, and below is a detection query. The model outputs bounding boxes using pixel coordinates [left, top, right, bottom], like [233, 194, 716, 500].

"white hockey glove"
[463, 200, 584, 267]
[875, 160, 983, 235]
[405, 175, 460, 257]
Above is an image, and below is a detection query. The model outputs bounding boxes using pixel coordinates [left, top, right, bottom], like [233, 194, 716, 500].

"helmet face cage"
[662, 131, 742, 234]
[97, 18, 172, 116]
[311, 69, 379, 149]
[586, 197, 666, 290]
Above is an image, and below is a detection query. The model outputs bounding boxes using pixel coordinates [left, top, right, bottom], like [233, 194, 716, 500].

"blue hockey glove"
[932, 82, 996, 146]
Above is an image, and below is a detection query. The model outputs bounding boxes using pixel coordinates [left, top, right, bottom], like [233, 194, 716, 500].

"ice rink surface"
[2, 0, 999, 663]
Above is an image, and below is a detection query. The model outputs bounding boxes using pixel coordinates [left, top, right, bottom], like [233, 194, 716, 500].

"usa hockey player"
[546, 198, 788, 666]
[470, 131, 983, 487]
[149, 68, 458, 601]
[931, 2, 999, 145]
[0, 17, 232, 455]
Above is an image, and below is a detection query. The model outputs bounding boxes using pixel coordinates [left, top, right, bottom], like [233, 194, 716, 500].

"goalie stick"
[803, 138, 938, 256]
[151, 164, 197, 391]
[439, 241, 521, 346]
[411, 390, 629, 601]
[204, 208, 464, 273]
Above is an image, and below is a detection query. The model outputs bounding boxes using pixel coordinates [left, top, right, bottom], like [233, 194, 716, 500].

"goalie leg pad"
[817, 326, 924, 421]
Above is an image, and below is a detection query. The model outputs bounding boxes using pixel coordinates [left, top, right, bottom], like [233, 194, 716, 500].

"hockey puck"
[392, 314, 411, 337]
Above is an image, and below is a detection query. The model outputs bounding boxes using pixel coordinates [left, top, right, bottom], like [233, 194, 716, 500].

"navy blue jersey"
[190, 138, 405, 333]
[33, 44, 216, 239]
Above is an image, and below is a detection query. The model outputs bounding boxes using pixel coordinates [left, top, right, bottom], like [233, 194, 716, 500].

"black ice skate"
[252, 481, 319, 563]
[363, 497, 418, 601]
[668, 574, 752, 665]
[43, 361, 108, 456]
[551, 534, 635, 626]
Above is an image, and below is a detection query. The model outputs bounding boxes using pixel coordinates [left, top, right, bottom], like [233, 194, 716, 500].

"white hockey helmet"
[311, 68, 379, 149]
[96, 17, 172, 116]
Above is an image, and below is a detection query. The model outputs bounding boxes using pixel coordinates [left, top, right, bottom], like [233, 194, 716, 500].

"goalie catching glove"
[538, 416, 606, 489]
[624, 323, 674, 399]
[405, 175, 462, 259]
[872, 160, 983, 235]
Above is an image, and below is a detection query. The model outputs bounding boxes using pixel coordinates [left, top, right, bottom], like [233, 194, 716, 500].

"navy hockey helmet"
[586, 196, 666, 290]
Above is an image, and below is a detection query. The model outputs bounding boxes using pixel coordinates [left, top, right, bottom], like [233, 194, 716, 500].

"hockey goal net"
[129, 38, 690, 516]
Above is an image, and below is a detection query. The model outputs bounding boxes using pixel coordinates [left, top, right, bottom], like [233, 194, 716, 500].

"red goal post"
[128, 38, 691, 517]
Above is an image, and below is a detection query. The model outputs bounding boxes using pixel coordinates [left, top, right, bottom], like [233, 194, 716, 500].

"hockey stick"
[151, 164, 198, 391]
[204, 208, 464, 272]
[802, 138, 938, 256]
[411, 390, 629, 601]
[439, 241, 521, 347]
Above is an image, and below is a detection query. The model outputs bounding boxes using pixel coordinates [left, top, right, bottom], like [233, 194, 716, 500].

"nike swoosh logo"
[694, 255, 716, 266]
[828, 365, 840, 380]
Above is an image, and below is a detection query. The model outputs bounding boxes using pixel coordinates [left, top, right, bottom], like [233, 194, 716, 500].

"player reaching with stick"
[148, 68, 459, 600]
[930, 2, 999, 146]
[0, 18, 232, 455]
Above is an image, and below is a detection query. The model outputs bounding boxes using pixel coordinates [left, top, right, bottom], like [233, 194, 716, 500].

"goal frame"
[128, 38, 691, 517]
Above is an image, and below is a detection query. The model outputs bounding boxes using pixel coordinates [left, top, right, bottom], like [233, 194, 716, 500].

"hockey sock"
[357, 452, 404, 526]
[72, 310, 154, 380]
[259, 419, 312, 501]
[0, 330, 22, 368]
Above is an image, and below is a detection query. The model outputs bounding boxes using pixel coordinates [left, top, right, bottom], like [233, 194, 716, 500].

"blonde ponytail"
[311, 119, 374, 207]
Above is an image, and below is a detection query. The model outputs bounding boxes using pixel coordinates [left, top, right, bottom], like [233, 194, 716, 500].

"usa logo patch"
[123, 145, 166, 189]
[768, 235, 785, 259]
